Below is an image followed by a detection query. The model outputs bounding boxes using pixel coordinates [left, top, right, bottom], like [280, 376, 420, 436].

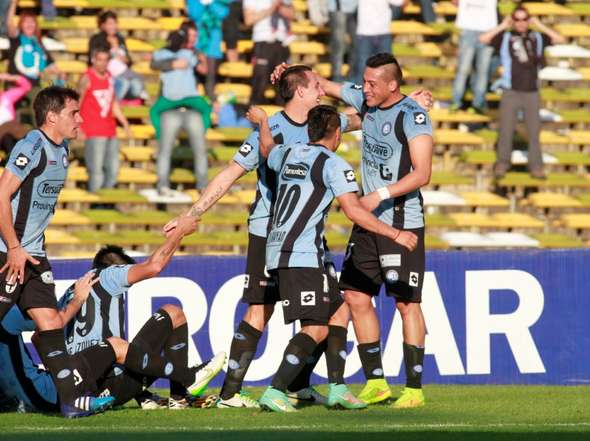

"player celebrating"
[0, 86, 114, 417]
[249, 104, 416, 412]
[273, 54, 434, 408]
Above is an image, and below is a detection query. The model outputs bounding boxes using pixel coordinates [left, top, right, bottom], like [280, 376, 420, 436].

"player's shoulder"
[399, 96, 423, 113]
[13, 129, 44, 153]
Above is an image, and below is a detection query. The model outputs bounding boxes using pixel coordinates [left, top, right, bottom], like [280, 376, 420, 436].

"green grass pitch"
[1, 385, 589, 441]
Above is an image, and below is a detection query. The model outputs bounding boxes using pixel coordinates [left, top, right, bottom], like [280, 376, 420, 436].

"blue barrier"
[47, 249, 590, 386]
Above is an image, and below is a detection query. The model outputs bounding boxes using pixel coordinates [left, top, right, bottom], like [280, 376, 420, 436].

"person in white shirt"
[350, 0, 406, 84]
[243, 0, 294, 104]
[450, 0, 498, 113]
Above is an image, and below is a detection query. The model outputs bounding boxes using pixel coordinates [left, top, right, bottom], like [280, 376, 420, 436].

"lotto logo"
[414, 112, 426, 125]
[14, 154, 30, 170]
[239, 143, 253, 157]
[301, 291, 316, 306]
[409, 272, 420, 287]
[343, 170, 356, 183]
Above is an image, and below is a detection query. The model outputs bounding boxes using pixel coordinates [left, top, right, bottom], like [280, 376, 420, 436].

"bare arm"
[344, 112, 362, 132]
[530, 17, 566, 44]
[245, 106, 274, 157]
[243, 0, 281, 27]
[361, 134, 433, 211]
[111, 98, 131, 137]
[480, 16, 511, 44]
[338, 192, 417, 251]
[129, 215, 198, 284]
[59, 271, 99, 325]
[77, 74, 90, 106]
[196, 52, 208, 76]
[0, 170, 40, 283]
[7, 0, 17, 38]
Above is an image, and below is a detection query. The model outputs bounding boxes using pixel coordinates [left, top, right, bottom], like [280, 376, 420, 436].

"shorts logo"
[343, 170, 356, 183]
[380, 254, 401, 267]
[263, 266, 271, 278]
[170, 343, 186, 351]
[301, 291, 316, 306]
[351, 84, 362, 90]
[62, 154, 69, 168]
[322, 274, 329, 294]
[238, 142, 253, 157]
[40, 271, 54, 285]
[5, 281, 17, 294]
[142, 353, 149, 369]
[99, 342, 109, 348]
[385, 269, 399, 283]
[243, 275, 250, 288]
[73, 368, 83, 386]
[382, 122, 392, 135]
[57, 369, 71, 379]
[409, 272, 420, 287]
[164, 362, 174, 376]
[47, 350, 63, 358]
[282, 299, 290, 307]
[234, 332, 246, 341]
[14, 153, 30, 170]
[414, 112, 426, 125]
[153, 312, 165, 321]
[344, 243, 354, 261]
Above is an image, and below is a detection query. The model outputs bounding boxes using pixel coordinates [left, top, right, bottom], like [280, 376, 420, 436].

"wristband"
[392, 229, 401, 241]
[377, 186, 390, 201]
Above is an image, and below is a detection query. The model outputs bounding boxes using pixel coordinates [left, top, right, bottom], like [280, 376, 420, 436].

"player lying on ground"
[247, 104, 417, 412]
[271, 54, 434, 408]
[163, 65, 431, 409]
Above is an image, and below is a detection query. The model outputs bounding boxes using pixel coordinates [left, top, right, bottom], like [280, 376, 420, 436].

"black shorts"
[275, 267, 343, 326]
[241, 234, 280, 305]
[339, 225, 425, 303]
[222, 0, 242, 50]
[0, 252, 57, 316]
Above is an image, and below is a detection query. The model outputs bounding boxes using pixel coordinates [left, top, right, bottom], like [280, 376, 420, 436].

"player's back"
[0, 129, 69, 256]
[265, 142, 358, 270]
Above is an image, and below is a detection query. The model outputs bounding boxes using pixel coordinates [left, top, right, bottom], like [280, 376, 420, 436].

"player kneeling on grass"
[248, 105, 417, 412]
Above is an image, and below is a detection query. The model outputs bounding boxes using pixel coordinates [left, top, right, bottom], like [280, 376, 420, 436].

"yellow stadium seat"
[315, 63, 350, 78]
[429, 108, 491, 124]
[55, 60, 87, 74]
[460, 192, 510, 208]
[558, 214, 590, 229]
[448, 213, 496, 228]
[45, 229, 81, 245]
[435, 129, 486, 145]
[218, 62, 253, 79]
[67, 166, 88, 182]
[555, 23, 590, 38]
[121, 147, 156, 162]
[568, 131, 590, 145]
[491, 213, 544, 229]
[540, 130, 569, 145]
[117, 167, 157, 184]
[132, 61, 155, 76]
[519, 2, 574, 16]
[118, 125, 155, 140]
[525, 192, 583, 209]
[51, 209, 92, 226]
[291, 21, 324, 35]
[58, 188, 100, 203]
[289, 41, 326, 56]
[214, 83, 252, 101]
[156, 17, 185, 31]
[391, 20, 441, 36]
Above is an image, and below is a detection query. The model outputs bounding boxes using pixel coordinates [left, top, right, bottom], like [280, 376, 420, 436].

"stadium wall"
[43, 249, 590, 386]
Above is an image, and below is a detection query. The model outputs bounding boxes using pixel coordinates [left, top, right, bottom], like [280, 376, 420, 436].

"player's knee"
[396, 301, 419, 318]
[161, 304, 186, 328]
[344, 291, 372, 312]
[301, 325, 328, 343]
[107, 337, 128, 364]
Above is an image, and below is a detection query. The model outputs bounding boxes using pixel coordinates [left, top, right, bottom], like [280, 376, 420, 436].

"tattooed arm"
[130, 215, 199, 283]
[163, 161, 247, 235]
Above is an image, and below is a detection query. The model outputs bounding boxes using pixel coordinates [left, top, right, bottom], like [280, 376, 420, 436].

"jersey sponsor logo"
[382, 122, 392, 135]
[301, 291, 316, 306]
[380, 254, 401, 267]
[14, 153, 30, 169]
[283, 162, 309, 180]
[37, 180, 65, 198]
[238, 142, 253, 157]
[32, 200, 56, 211]
[414, 112, 426, 125]
[409, 272, 420, 287]
[363, 134, 393, 160]
[343, 170, 356, 183]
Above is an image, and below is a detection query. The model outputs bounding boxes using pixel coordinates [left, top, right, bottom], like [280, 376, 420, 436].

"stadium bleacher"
[1, 0, 589, 257]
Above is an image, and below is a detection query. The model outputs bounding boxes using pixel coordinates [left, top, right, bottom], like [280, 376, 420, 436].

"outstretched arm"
[245, 106, 275, 157]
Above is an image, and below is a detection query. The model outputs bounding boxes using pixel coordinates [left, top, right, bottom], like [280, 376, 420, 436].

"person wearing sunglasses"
[480, 5, 565, 180]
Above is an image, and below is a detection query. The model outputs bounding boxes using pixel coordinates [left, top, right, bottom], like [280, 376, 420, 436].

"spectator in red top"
[79, 45, 130, 193]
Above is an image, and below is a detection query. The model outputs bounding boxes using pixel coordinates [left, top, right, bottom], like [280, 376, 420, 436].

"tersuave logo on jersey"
[283, 163, 309, 180]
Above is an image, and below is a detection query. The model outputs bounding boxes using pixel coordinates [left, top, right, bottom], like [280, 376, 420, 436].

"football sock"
[325, 325, 347, 385]
[133, 308, 174, 352]
[124, 341, 195, 387]
[271, 332, 318, 392]
[403, 342, 425, 389]
[220, 320, 262, 400]
[35, 328, 79, 403]
[357, 341, 384, 380]
[287, 338, 327, 392]
[164, 323, 190, 399]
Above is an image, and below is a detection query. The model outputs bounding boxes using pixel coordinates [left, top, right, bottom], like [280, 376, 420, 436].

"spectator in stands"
[450, 0, 498, 114]
[41, 0, 57, 19]
[150, 21, 210, 195]
[392, 0, 434, 23]
[480, 6, 565, 180]
[5, 6, 64, 88]
[79, 45, 130, 193]
[0, 0, 14, 36]
[0, 73, 32, 125]
[243, 0, 294, 105]
[328, 0, 357, 82]
[350, 0, 405, 84]
[187, 0, 230, 99]
[89, 10, 148, 102]
[222, 0, 242, 62]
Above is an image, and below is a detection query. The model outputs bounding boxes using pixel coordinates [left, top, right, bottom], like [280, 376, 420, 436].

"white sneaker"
[168, 396, 190, 410]
[187, 352, 226, 397]
[139, 393, 168, 410]
[286, 386, 327, 406]
[216, 391, 260, 409]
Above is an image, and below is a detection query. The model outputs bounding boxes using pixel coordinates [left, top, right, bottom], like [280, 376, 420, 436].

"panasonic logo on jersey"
[283, 163, 309, 180]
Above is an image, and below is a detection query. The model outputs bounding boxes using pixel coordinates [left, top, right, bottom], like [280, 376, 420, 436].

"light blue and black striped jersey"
[232, 111, 349, 238]
[0, 130, 69, 256]
[265, 142, 359, 270]
[341, 83, 433, 229]
[0, 306, 57, 412]
[57, 265, 131, 355]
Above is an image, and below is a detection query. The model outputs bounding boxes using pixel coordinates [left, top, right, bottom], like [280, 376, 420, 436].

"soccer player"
[164, 65, 432, 408]
[272, 54, 434, 408]
[249, 104, 417, 412]
[57, 214, 226, 409]
[0, 86, 114, 417]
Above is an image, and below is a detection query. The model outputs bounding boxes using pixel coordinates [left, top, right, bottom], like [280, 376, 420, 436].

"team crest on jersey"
[283, 162, 309, 180]
[343, 170, 356, 183]
[382, 122, 392, 135]
[62, 154, 69, 168]
[239, 142, 253, 157]
[14, 153, 30, 170]
[414, 112, 426, 125]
